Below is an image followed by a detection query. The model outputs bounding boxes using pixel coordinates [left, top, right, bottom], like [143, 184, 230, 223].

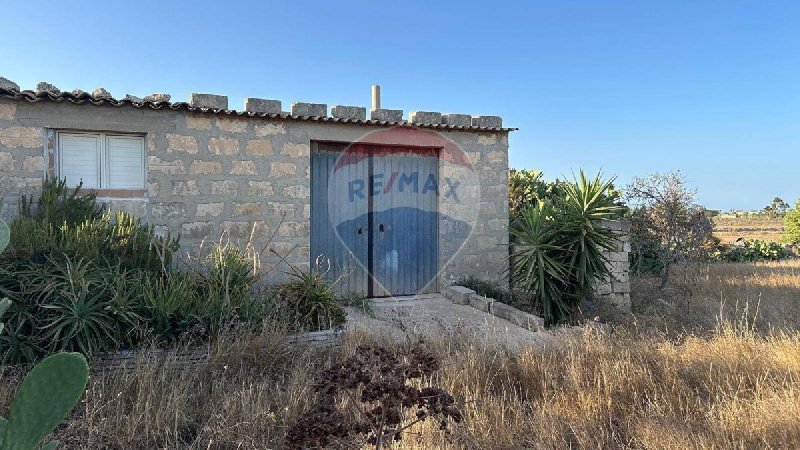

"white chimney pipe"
[371, 84, 381, 111]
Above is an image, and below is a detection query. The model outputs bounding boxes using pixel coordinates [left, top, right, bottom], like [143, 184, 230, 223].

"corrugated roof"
[0, 88, 517, 132]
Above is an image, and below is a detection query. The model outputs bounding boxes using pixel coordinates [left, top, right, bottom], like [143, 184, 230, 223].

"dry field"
[1, 261, 799, 449]
[625, 260, 800, 334]
[712, 216, 785, 243]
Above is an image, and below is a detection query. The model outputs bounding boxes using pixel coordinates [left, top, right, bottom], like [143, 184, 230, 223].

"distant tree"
[783, 200, 800, 245]
[764, 197, 790, 217]
[625, 171, 714, 288]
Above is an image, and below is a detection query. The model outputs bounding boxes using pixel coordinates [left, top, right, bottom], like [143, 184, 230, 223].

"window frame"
[56, 130, 146, 193]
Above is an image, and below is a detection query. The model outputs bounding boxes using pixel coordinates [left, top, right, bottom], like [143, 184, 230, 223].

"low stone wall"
[444, 285, 545, 332]
[91, 328, 342, 372]
[593, 220, 631, 311]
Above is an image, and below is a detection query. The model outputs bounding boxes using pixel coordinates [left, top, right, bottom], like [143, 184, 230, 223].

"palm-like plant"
[510, 171, 625, 325]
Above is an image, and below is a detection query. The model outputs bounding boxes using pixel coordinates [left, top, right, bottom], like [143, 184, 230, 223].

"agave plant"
[510, 171, 625, 325]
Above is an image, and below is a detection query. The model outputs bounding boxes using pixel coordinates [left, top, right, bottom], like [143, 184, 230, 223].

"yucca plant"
[509, 201, 568, 323]
[510, 170, 625, 325]
[281, 267, 346, 331]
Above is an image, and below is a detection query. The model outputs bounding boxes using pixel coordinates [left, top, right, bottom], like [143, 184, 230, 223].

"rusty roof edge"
[0, 88, 517, 132]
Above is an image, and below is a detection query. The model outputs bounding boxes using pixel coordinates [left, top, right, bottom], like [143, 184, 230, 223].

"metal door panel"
[371, 147, 439, 296]
[311, 143, 368, 296]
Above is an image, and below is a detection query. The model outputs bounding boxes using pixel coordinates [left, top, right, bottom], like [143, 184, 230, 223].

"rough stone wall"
[0, 100, 44, 213]
[0, 97, 510, 288]
[594, 220, 632, 311]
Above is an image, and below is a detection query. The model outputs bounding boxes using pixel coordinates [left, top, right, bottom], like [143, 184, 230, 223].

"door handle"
[379, 223, 385, 232]
[357, 227, 363, 235]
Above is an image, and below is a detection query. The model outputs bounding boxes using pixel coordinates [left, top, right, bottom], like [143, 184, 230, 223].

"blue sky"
[2, 1, 797, 210]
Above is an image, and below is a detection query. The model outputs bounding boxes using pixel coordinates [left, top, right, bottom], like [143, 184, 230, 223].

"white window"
[58, 132, 145, 189]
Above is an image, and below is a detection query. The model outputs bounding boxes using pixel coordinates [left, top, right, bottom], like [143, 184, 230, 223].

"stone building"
[0, 78, 513, 297]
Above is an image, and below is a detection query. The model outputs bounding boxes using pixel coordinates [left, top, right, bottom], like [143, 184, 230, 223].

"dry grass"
[713, 216, 784, 243]
[1, 261, 799, 449]
[626, 260, 800, 335]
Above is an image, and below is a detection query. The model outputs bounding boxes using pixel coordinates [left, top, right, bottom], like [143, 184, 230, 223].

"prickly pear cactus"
[0, 352, 89, 450]
[0, 298, 9, 336]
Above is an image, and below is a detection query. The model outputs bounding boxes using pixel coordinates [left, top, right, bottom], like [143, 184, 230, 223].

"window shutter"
[60, 134, 100, 188]
[106, 136, 145, 189]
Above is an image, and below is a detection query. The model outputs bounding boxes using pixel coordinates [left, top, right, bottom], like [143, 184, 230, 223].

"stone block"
[370, 108, 403, 122]
[248, 181, 274, 196]
[105, 199, 146, 217]
[181, 221, 212, 239]
[151, 202, 185, 219]
[443, 113, 471, 127]
[221, 221, 267, 239]
[0, 77, 20, 91]
[331, 105, 367, 120]
[0, 126, 41, 149]
[291, 102, 327, 117]
[277, 221, 310, 238]
[271, 162, 297, 177]
[233, 202, 261, 217]
[229, 160, 258, 175]
[22, 155, 43, 172]
[468, 294, 493, 312]
[196, 202, 225, 217]
[486, 151, 505, 164]
[143, 93, 171, 103]
[166, 134, 198, 154]
[478, 134, 498, 145]
[245, 139, 273, 156]
[255, 123, 286, 136]
[281, 142, 310, 157]
[211, 180, 239, 196]
[614, 281, 631, 294]
[216, 118, 248, 133]
[190, 93, 228, 110]
[0, 152, 12, 171]
[607, 293, 631, 312]
[208, 137, 239, 155]
[0, 102, 16, 120]
[171, 180, 199, 196]
[185, 116, 212, 130]
[445, 285, 475, 305]
[245, 98, 281, 114]
[149, 156, 186, 175]
[409, 111, 442, 124]
[283, 185, 309, 199]
[595, 282, 613, 296]
[189, 160, 223, 175]
[490, 301, 544, 332]
[266, 202, 296, 216]
[471, 116, 502, 128]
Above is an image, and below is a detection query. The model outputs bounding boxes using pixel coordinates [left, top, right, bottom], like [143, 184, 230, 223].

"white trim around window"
[57, 131, 145, 190]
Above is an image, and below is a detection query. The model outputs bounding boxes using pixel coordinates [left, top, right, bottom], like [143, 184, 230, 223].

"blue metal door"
[310, 143, 439, 297]
[370, 147, 439, 296]
[310, 142, 369, 296]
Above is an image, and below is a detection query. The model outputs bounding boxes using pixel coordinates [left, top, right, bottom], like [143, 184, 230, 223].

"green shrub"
[0, 254, 146, 362]
[784, 200, 800, 245]
[713, 239, 793, 263]
[280, 267, 346, 331]
[17, 177, 103, 228]
[510, 171, 625, 325]
[0, 181, 266, 363]
[205, 241, 258, 308]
